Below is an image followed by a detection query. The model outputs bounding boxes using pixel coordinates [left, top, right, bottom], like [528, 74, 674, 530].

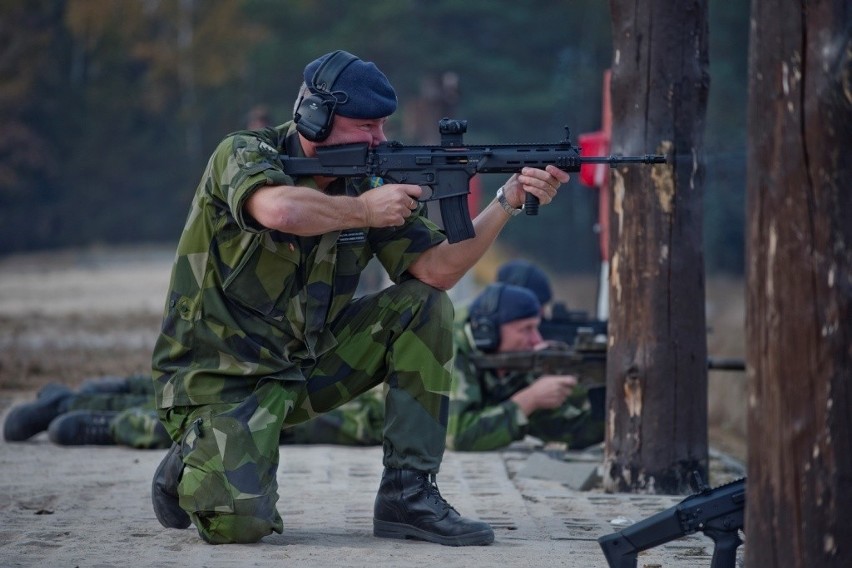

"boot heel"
[373, 519, 409, 539]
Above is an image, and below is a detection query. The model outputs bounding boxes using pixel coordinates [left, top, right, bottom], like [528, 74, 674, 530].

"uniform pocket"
[222, 234, 300, 319]
[178, 417, 236, 516]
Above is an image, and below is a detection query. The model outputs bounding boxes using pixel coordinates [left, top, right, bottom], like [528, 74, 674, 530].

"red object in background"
[578, 131, 611, 188]
[577, 70, 612, 263]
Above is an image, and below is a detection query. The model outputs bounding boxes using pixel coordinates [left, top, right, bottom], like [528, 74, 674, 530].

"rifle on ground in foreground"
[598, 474, 746, 568]
[279, 118, 666, 242]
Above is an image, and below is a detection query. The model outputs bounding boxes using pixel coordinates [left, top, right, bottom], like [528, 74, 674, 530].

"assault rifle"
[278, 118, 667, 242]
[470, 329, 607, 419]
[538, 307, 747, 373]
[539, 302, 608, 345]
[598, 474, 746, 568]
[469, 331, 607, 389]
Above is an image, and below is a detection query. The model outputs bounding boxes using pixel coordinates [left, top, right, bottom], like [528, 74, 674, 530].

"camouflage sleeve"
[446, 347, 529, 452]
[370, 207, 446, 283]
[209, 133, 295, 234]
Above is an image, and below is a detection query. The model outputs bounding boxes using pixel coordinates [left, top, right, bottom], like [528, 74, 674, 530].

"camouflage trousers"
[65, 375, 168, 449]
[159, 279, 454, 544]
[66, 376, 385, 449]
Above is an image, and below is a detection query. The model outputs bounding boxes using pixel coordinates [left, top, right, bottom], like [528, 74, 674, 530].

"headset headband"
[311, 50, 358, 94]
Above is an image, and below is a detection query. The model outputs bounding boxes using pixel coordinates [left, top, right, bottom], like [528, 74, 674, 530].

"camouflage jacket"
[152, 122, 445, 409]
[447, 319, 595, 451]
[446, 321, 534, 451]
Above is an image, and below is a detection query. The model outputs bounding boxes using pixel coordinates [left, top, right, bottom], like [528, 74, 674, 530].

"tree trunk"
[745, 1, 852, 565]
[603, 0, 710, 494]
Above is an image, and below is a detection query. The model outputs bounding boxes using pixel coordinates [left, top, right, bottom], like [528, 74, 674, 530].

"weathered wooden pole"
[604, 0, 710, 494]
[745, 0, 852, 565]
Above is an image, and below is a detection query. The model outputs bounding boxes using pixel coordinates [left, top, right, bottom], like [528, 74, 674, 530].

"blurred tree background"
[0, 0, 748, 275]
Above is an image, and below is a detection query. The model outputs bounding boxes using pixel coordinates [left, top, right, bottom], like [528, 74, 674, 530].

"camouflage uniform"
[62, 375, 165, 449]
[446, 322, 604, 452]
[151, 122, 452, 544]
[64, 376, 385, 449]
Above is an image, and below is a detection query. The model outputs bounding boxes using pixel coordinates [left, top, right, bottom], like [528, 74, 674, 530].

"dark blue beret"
[496, 259, 553, 305]
[470, 283, 541, 326]
[303, 51, 397, 119]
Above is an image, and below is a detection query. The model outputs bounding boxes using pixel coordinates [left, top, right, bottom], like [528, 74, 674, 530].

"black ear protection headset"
[293, 50, 359, 142]
[469, 283, 505, 353]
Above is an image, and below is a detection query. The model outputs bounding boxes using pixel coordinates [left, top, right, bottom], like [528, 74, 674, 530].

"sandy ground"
[0, 245, 747, 567]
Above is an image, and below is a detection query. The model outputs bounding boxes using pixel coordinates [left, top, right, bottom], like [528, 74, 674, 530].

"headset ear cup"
[469, 283, 504, 352]
[471, 316, 500, 352]
[294, 93, 335, 142]
[294, 50, 359, 142]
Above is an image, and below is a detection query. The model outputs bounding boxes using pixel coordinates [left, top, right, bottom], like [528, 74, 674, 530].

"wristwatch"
[496, 186, 523, 217]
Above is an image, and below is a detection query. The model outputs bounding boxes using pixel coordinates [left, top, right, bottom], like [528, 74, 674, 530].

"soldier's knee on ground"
[193, 511, 283, 544]
[180, 457, 284, 544]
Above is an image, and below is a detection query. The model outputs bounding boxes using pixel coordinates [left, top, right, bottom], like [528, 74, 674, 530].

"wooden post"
[745, 1, 852, 565]
[603, 0, 710, 494]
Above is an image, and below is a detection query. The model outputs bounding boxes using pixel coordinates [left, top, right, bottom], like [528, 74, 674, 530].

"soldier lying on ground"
[447, 282, 605, 451]
[3, 376, 383, 449]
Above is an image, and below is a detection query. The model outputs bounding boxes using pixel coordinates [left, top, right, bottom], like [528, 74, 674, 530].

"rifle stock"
[598, 477, 745, 568]
[279, 118, 666, 243]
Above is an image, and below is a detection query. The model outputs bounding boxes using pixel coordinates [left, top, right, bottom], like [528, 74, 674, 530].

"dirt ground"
[0, 244, 748, 461]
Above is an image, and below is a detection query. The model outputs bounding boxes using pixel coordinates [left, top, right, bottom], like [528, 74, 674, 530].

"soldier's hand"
[511, 375, 577, 416]
[359, 184, 421, 228]
[501, 165, 570, 209]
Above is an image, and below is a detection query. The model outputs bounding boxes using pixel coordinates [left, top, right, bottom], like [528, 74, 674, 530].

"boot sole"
[373, 519, 494, 546]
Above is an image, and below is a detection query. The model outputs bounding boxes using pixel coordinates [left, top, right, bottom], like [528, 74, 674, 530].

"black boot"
[48, 410, 117, 445]
[151, 443, 191, 529]
[3, 384, 73, 441]
[373, 468, 494, 546]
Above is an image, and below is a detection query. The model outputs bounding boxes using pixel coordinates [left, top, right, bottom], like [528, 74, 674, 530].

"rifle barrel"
[707, 358, 746, 371]
[579, 155, 667, 165]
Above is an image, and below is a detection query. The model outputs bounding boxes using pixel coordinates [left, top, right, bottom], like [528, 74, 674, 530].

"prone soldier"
[447, 283, 605, 451]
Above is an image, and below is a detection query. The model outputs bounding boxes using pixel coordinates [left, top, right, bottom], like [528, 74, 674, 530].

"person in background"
[495, 259, 553, 315]
[3, 376, 167, 448]
[447, 283, 604, 452]
[245, 104, 273, 129]
[3, 376, 383, 449]
[149, 49, 568, 546]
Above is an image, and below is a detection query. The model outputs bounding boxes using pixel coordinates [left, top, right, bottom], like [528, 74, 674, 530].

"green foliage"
[0, 0, 748, 277]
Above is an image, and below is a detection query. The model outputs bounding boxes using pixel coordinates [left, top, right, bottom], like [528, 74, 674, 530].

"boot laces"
[420, 473, 458, 513]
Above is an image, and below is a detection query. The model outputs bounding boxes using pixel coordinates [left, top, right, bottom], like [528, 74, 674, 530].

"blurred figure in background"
[447, 283, 604, 451]
[3, 375, 383, 449]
